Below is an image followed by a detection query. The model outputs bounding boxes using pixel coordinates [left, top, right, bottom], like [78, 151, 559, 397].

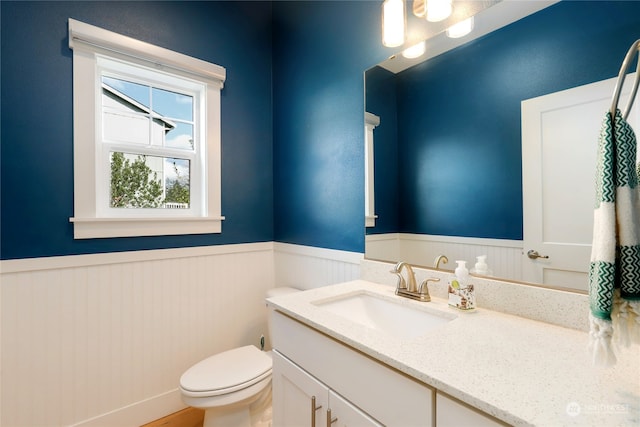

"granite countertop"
[267, 280, 640, 427]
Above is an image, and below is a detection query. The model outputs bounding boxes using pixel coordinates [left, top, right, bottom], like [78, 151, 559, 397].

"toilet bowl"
[179, 287, 300, 427]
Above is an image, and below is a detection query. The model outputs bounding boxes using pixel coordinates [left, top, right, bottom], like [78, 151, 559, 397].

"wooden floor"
[141, 408, 204, 427]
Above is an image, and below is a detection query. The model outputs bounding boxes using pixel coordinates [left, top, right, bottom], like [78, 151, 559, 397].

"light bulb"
[412, 0, 426, 18]
[382, 0, 406, 47]
[446, 17, 474, 38]
[402, 41, 426, 59]
[426, 0, 452, 22]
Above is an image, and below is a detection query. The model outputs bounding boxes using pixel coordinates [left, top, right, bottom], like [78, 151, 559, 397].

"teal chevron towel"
[589, 109, 640, 366]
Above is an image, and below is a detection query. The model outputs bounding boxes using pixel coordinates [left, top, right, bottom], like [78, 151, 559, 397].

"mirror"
[364, 0, 633, 292]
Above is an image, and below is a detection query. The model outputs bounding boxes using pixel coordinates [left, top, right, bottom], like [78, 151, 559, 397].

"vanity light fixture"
[446, 17, 474, 38]
[382, 0, 406, 47]
[412, 0, 426, 18]
[402, 41, 426, 58]
[426, 0, 452, 22]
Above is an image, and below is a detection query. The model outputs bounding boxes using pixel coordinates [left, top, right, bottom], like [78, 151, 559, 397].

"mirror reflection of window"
[365, 112, 380, 227]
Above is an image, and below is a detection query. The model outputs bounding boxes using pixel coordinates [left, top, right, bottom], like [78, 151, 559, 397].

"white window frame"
[68, 18, 225, 239]
[365, 112, 380, 227]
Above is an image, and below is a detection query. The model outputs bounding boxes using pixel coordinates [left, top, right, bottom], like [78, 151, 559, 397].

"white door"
[522, 73, 639, 291]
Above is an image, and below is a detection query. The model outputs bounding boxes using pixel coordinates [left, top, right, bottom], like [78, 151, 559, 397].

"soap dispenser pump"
[454, 260, 469, 285]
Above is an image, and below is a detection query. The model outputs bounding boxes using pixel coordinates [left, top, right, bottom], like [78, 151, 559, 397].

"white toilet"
[179, 287, 299, 427]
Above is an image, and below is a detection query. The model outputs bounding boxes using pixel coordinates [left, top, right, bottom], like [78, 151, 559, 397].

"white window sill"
[70, 216, 225, 239]
[365, 215, 378, 228]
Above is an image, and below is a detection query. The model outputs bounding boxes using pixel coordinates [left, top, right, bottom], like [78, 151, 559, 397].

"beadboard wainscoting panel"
[0, 242, 364, 426]
[273, 243, 363, 290]
[366, 233, 523, 281]
[364, 233, 401, 263]
[0, 243, 276, 427]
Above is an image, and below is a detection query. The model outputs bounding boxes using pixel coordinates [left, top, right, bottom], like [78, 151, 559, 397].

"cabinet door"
[328, 390, 383, 427]
[436, 392, 506, 427]
[273, 350, 328, 427]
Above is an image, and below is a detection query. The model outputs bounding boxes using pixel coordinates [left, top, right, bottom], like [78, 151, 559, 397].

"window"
[68, 19, 225, 238]
[99, 66, 199, 215]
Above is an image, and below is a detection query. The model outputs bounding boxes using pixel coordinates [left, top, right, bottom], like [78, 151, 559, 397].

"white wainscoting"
[366, 233, 524, 281]
[274, 243, 363, 290]
[0, 242, 362, 427]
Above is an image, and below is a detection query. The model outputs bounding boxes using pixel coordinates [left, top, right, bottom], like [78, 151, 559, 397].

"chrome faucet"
[434, 255, 449, 269]
[390, 261, 438, 302]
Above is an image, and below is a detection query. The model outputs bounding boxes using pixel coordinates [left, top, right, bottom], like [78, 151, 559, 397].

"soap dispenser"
[470, 255, 493, 276]
[448, 260, 476, 310]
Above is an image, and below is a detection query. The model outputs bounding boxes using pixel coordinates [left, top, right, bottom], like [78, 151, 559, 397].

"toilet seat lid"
[180, 345, 272, 394]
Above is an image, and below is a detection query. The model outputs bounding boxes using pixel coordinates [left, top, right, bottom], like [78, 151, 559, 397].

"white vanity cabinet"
[273, 351, 381, 426]
[270, 311, 434, 426]
[436, 392, 507, 427]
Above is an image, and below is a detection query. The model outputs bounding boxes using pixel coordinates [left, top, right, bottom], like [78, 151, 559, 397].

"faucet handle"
[390, 269, 407, 290]
[419, 277, 440, 298]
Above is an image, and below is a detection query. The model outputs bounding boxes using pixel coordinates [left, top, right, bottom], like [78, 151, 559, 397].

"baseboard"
[70, 389, 185, 427]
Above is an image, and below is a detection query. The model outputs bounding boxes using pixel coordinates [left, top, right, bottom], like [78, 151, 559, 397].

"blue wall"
[5, 1, 637, 261]
[1, 0, 389, 260]
[370, 1, 640, 240]
[271, 1, 386, 253]
[1, 1, 274, 259]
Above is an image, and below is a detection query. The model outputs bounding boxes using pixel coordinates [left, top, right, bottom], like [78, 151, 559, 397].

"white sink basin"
[313, 292, 455, 339]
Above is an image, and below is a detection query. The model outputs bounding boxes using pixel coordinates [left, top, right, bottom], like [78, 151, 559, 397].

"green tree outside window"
[110, 152, 163, 208]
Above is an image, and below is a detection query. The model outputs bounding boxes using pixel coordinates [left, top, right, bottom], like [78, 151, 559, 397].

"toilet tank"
[265, 287, 300, 348]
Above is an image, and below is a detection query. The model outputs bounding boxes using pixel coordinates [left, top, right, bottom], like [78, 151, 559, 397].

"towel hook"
[609, 39, 640, 120]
